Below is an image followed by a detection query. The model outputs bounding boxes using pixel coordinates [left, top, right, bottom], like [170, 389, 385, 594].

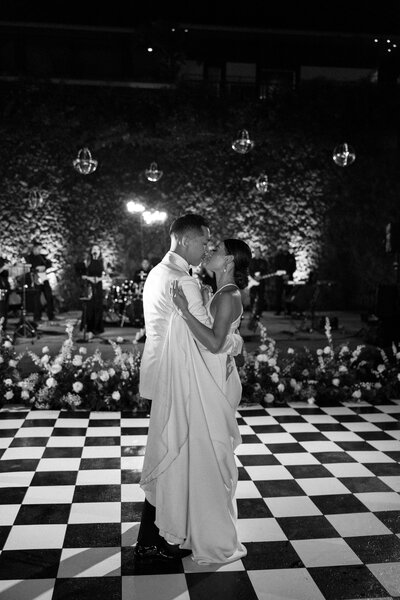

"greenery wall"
[1, 79, 399, 311]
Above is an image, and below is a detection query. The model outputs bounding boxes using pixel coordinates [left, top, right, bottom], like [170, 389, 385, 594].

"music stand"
[11, 263, 37, 339]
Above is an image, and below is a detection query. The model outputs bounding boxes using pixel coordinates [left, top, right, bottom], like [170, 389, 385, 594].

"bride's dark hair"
[223, 239, 252, 290]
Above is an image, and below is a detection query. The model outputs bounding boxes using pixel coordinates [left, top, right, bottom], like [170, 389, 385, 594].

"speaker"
[385, 222, 400, 253]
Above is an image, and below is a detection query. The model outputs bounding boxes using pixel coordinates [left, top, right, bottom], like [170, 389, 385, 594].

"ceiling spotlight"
[145, 162, 163, 182]
[332, 143, 356, 167]
[147, 47, 153, 52]
[232, 129, 255, 154]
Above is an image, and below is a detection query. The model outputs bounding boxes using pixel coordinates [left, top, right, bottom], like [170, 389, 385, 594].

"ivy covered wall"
[0, 80, 399, 310]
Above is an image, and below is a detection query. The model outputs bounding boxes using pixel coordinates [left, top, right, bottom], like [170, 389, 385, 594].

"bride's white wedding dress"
[140, 285, 247, 565]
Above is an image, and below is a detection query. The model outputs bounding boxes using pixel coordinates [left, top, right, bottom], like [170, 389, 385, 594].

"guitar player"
[273, 243, 297, 315]
[0, 253, 11, 328]
[80, 244, 105, 340]
[25, 243, 56, 323]
[248, 245, 270, 330]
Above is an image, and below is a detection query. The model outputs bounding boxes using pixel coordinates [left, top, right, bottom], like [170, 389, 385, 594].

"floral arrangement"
[0, 320, 146, 412]
[240, 318, 400, 406]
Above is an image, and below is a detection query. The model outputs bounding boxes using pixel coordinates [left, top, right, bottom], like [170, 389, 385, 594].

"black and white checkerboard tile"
[0, 401, 400, 600]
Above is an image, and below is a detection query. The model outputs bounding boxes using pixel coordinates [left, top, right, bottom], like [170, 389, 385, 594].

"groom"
[134, 213, 243, 561]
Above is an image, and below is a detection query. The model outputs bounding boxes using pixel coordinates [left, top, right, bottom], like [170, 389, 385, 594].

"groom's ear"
[180, 234, 190, 248]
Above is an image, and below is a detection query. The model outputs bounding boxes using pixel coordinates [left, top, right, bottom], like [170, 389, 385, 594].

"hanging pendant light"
[27, 187, 49, 209]
[73, 147, 98, 175]
[332, 142, 356, 167]
[256, 174, 270, 193]
[145, 162, 163, 182]
[231, 129, 255, 154]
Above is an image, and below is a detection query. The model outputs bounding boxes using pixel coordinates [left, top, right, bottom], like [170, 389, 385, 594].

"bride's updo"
[223, 239, 252, 290]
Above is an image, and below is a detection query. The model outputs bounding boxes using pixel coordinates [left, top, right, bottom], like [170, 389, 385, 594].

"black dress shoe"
[134, 542, 191, 561]
[159, 541, 192, 559]
[133, 544, 159, 560]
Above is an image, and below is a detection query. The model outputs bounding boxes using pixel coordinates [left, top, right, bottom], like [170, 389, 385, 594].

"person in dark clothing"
[0, 254, 11, 328]
[248, 246, 269, 329]
[273, 243, 297, 315]
[81, 245, 105, 340]
[25, 243, 55, 323]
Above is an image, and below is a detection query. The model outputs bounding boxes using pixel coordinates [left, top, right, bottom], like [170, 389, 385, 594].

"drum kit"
[104, 279, 145, 327]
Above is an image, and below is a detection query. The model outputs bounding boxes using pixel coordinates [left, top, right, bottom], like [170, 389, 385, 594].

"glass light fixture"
[256, 174, 269, 193]
[142, 210, 168, 224]
[126, 201, 145, 213]
[73, 147, 98, 175]
[145, 162, 163, 182]
[332, 143, 356, 167]
[232, 129, 254, 154]
[27, 187, 49, 209]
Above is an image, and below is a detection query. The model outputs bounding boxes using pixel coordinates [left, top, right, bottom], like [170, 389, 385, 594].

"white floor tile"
[264, 496, 322, 517]
[0, 471, 34, 488]
[46, 436, 86, 447]
[15, 427, 54, 438]
[22, 485, 75, 504]
[2, 447, 45, 460]
[257, 433, 297, 444]
[121, 522, 139, 547]
[120, 418, 149, 428]
[326, 512, 392, 537]
[90, 412, 121, 419]
[241, 416, 279, 426]
[68, 502, 121, 524]
[291, 538, 362, 567]
[122, 574, 190, 600]
[368, 440, 400, 452]
[121, 435, 147, 447]
[323, 462, 374, 478]
[235, 480, 262, 498]
[120, 456, 144, 470]
[81, 446, 121, 458]
[347, 451, 395, 463]
[368, 562, 400, 597]
[76, 469, 121, 485]
[245, 465, 293, 481]
[4, 524, 67, 550]
[0, 504, 20, 525]
[236, 443, 271, 455]
[297, 477, 350, 496]
[322, 431, 364, 442]
[299, 441, 344, 453]
[379, 476, 400, 492]
[355, 492, 400, 511]
[237, 518, 287, 542]
[58, 547, 120, 577]
[121, 483, 145, 502]
[248, 568, 326, 600]
[54, 418, 89, 428]
[280, 423, 319, 433]
[275, 453, 320, 465]
[37, 458, 81, 471]
[86, 427, 120, 437]
[0, 579, 55, 600]
[343, 422, 381, 432]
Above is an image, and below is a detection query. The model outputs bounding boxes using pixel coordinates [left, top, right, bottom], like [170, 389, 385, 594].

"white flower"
[90, 372, 98, 380]
[307, 397, 315, 405]
[3, 340, 12, 348]
[375, 382, 382, 389]
[287, 347, 294, 354]
[396, 352, 400, 360]
[0, 356, 3, 364]
[256, 354, 268, 362]
[4, 378, 12, 386]
[121, 370, 129, 380]
[259, 344, 268, 352]
[264, 393, 274, 404]
[46, 377, 57, 388]
[5, 390, 14, 400]
[339, 365, 348, 373]
[277, 383, 285, 393]
[316, 349, 323, 356]
[302, 369, 309, 377]
[267, 358, 277, 367]
[117, 337, 124, 344]
[341, 346, 349, 353]
[112, 391, 121, 400]
[271, 372, 279, 383]
[397, 373, 400, 382]
[79, 347, 87, 354]
[323, 346, 331, 355]
[41, 355, 50, 364]
[9, 359, 17, 368]
[275, 366, 281, 373]
[377, 364, 386, 373]
[352, 389, 362, 399]
[72, 355, 83, 366]
[332, 378, 340, 387]
[99, 370, 109, 382]
[42, 346, 49, 354]
[51, 363, 62, 374]
[21, 390, 30, 400]
[108, 368, 116, 377]
[290, 378, 297, 388]
[72, 381, 83, 393]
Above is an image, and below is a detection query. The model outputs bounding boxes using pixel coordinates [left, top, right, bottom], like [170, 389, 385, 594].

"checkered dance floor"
[0, 401, 400, 600]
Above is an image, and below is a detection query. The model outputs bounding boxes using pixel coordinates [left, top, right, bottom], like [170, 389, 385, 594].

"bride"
[169, 238, 252, 564]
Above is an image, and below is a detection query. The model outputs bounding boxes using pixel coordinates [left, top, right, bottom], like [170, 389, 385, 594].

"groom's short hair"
[169, 214, 209, 238]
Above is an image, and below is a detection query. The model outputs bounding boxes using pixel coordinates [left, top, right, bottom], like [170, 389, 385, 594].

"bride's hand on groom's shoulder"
[171, 280, 189, 314]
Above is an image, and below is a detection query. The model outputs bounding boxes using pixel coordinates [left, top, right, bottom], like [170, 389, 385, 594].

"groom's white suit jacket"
[139, 251, 241, 400]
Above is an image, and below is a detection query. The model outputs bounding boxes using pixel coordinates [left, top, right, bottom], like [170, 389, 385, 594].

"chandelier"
[27, 187, 49, 209]
[145, 162, 163, 182]
[332, 143, 356, 167]
[256, 174, 269, 193]
[232, 129, 254, 154]
[73, 147, 98, 175]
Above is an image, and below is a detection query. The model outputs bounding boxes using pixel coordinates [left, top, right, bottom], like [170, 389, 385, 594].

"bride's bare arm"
[172, 281, 235, 353]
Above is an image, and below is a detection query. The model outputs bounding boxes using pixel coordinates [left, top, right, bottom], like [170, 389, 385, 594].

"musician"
[248, 246, 269, 328]
[134, 258, 152, 288]
[25, 243, 55, 323]
[0, 254, 11, 328]
[81, 244, 105, 340]
[273, 243, 297, 315]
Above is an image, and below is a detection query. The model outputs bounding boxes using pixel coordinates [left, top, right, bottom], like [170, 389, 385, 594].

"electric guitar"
[246, 270, 288, 290]
[33, 266, 57, 285]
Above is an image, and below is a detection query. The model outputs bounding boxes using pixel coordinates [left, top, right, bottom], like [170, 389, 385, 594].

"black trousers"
[137, 499, 164, 547]
[33, 281, 54, 321]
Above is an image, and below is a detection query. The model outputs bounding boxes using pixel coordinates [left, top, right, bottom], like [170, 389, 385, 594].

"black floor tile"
[43, 447, 83, 458]
[80, 458, 121, 470]
[332, 415, 365, 422]
[0, 526, 10, 550]
[121, 547, 184, 575]
[0, 429, 17, 437]
[241, 434, 263, 444]
[339, 476, 393, 493]
[58, 412, 90, 419]
[21, 419, 56, 428]
[85, 436, 121, 446]
[335, 441, 377, 451]
[52, 427, 88, 436]
[0, 412, 29, 420]
[64, 523, 121, 547]
[266, 443, 306, 454]
[0, 486, 27, 504]
[238, 409, 267, 417]
[285, 464, 332, 478]
[186, 571, 258, 600]
[291, 432, 329, 442]
[346, 534, 400, 563]
[251, 425, 285, 434]
[15, 503, 71, 525]
[242, 541, 303, 570]
[274, 415, 305, 423]
[311, 493, 369, 514]
[312, 423, 348, 431]
[121, 501, 143, 523]
[0, 549, 62, 579]
[88, 419, 120, 427]
[385, 451, 400, 462]
[121, 427, 148, 435]
[309, 564, 388, 599]
[374, 510, 400, 533]
[53, 576, 121, 600]
[357, 431, 395, 441]
[0, 459, 39, 472]
[254, 479, 306, 497]
[277, 515, 340, 539]
[10, 437, 49, 447]
[31, 471, 78, 486]
[121, 446, 145, 456]
[380, 422, 400, 430]
[238, 466, 251, 480]
[365, 462, 400, 476]
[237, 454, 280, 466]
[312, 452, 356, 463]
[121, 470, 141, 484]
[237, 498, 273, 519]
[72, 484, 121, 503]
[295, 408, 324, 414]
